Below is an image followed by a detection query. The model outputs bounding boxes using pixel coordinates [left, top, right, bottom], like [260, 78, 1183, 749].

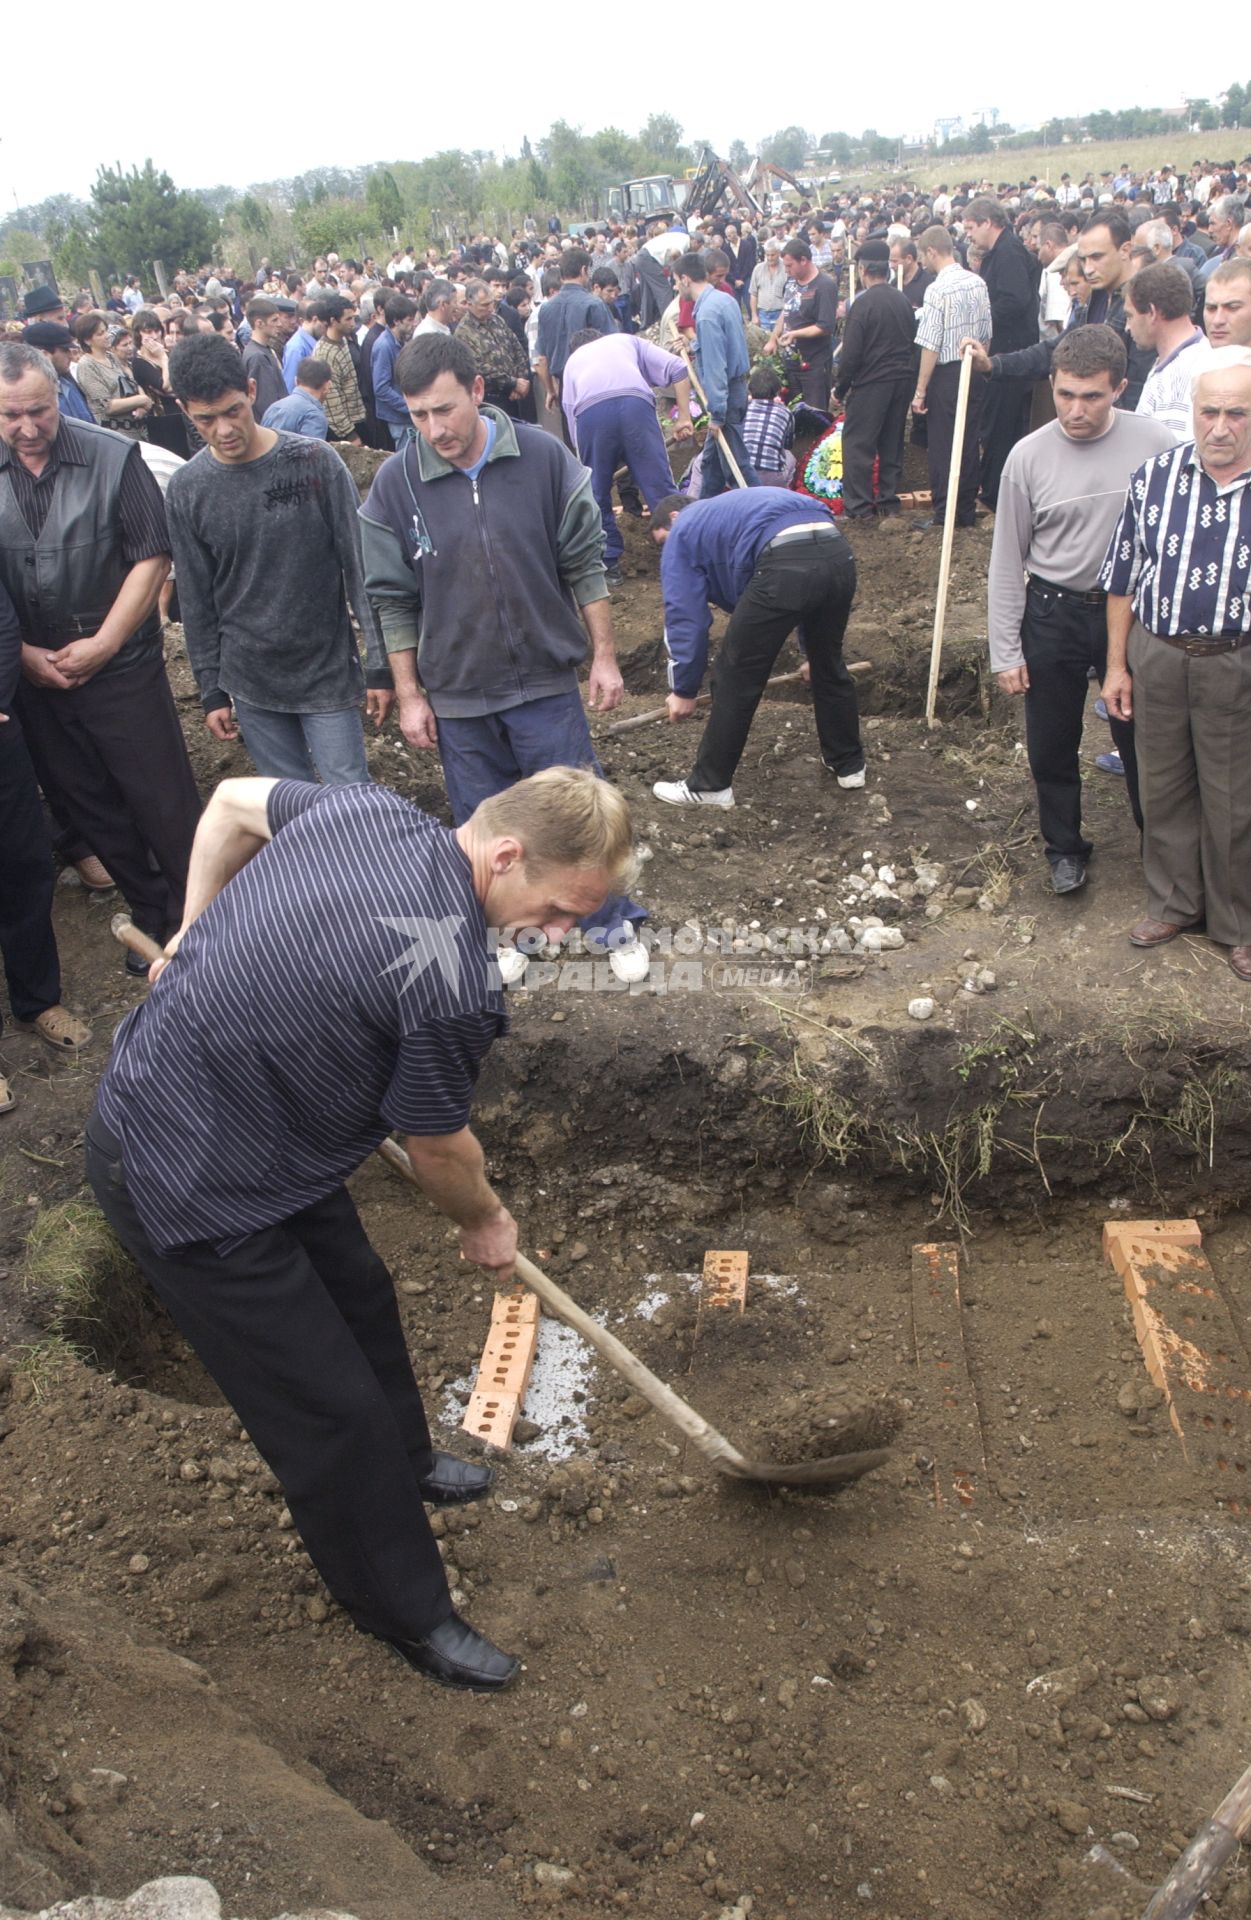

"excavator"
[604, 148, 804, 224]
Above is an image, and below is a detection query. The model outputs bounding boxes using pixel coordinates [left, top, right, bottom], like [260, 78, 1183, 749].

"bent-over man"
[87, 767, 636, 1689]
[649, 489, 863, 809]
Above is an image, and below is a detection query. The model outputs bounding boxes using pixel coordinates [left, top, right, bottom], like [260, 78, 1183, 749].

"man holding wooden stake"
[911, 226, 992, 531]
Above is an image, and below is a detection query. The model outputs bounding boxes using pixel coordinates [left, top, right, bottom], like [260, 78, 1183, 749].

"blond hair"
[471, 766, 637, 890]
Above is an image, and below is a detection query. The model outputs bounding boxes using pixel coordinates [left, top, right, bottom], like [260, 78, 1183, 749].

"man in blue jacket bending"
[649, 490, 863, 809]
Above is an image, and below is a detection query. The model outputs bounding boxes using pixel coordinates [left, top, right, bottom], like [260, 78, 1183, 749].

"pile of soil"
[4, 487, 1251, 1920]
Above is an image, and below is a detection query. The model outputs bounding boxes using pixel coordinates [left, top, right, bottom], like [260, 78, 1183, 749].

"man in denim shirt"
[675, 252, 760, 497]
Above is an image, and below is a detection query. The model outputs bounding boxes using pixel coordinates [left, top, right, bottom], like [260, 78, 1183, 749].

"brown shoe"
[1230, 946, 1251, 981]
[74, 855, 115, 890]
[27, 1006, 93, 1051]
[1128, 916, 1202, 948]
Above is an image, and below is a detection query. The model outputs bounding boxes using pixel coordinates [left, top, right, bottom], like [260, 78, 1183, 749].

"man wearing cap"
[22, 323, 93, 423]
[834, 240, 918, 520]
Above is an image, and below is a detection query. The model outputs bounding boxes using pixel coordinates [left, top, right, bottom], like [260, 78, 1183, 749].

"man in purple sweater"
[561, 329, 695, 582]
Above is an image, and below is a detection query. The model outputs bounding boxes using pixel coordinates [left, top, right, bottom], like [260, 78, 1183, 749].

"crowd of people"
[0, 151, 1250, 1690]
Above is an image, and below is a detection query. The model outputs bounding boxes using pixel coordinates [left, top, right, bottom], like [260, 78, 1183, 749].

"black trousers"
[1021, 580, 1141, 863]
[17, 648, 201, 942]
[926, 360, 985, 526]
[0, 712, 61, 1032]
[979, 374, 1033, 509]
[691, 536, 862, 790]
[840, 377, 913, 517]
[85, 1115, 452, 1641]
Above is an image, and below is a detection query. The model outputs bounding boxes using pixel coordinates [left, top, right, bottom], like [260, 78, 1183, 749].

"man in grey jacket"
[358, 332, 648, 983]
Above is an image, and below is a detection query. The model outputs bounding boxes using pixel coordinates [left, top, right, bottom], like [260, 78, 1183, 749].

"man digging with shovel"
[86, 765, 636, 1691]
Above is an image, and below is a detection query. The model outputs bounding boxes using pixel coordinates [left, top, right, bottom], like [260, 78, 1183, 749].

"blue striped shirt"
[97, 781, 507, 1253]
[1099, 442, 1251, 638]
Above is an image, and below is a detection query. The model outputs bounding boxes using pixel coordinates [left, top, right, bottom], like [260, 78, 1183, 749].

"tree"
[90, 160, 217, 278]
[1221, 80, 1246, 127]
[820, 131, 853, 167]
[728, 139, 750, 172]
[0, 227, 45, 283]
[365, 167, 405, 236]
[761, 126, 811, 173]
[640, 113, 684, 162]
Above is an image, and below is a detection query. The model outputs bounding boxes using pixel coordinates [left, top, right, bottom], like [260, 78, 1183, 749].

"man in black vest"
[0, 340, 200, 966]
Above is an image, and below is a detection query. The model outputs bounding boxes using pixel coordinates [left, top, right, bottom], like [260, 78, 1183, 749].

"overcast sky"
[1, 43, 1238, 210]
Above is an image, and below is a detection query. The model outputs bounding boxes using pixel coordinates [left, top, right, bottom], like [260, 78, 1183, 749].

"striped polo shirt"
[97, 780, 507, 1253]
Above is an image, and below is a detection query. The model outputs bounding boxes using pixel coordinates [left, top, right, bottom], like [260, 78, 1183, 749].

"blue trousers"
[576, 396, 676, 564]
[233, 701, 371, 785]
[436, 688, 645, 944]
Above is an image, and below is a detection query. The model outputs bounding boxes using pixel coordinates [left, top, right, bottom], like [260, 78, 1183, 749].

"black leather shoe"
[418, 1450, 495, 1506]
[1051, 856, 1087, 895]
[389, 1613, 519, 1691]
[126, 948, 153, 977]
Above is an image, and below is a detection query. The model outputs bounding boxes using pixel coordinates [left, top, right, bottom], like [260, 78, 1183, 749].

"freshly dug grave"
[4, 506, 1251, 1920]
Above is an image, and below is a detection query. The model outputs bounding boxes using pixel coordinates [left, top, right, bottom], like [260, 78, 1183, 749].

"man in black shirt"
[963, 198, 1040, 506]
[834, 241, 919, 519]
[765, 240, 841, 408]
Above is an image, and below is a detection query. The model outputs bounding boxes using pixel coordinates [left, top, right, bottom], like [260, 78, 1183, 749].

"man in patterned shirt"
[1100, 347, 1251, 978]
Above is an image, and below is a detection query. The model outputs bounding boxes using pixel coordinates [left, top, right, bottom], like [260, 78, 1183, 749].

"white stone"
[861, 927, 904, 951]
[908, 997, 935, 1021]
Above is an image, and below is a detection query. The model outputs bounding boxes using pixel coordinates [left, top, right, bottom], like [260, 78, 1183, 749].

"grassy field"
[895, 131, 1247, 194]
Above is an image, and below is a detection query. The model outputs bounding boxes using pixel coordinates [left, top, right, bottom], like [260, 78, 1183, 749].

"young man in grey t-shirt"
[166, 333, 392, 785]
[987, 325, 1175, 894]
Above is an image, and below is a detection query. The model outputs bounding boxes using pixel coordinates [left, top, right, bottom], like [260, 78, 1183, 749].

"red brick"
[701, 1250, 749, 1313]
[1102, 1217, 1201, 1276]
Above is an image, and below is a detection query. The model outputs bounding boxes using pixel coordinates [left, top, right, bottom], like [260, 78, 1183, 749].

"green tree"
[366, 167, 405, 236]
[1222, 80, 1246, 126]
[728, 139, 750, 172]
[292, 197, 371, 260]
[0, 227, 45, 281]
[640, 113, 684, 162]
[761, 126, 811, 172]
[90, 160, 217, 278]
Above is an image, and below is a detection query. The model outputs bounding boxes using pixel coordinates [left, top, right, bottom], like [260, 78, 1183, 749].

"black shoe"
[910, 516, 938, 530]
[605, 568, 624, 588]
[418, 1450, 496, 1506]
[388, 1613, 519, 1691]
[1051, 856, 1087, 895]
[126, 948, 153, 977]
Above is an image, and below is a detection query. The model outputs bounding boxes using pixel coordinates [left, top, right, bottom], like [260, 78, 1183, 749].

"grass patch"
[22, 1199, 146, 1368]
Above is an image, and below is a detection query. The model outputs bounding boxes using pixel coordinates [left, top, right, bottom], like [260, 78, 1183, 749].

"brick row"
[701, 1250, 749, 1314]
[910, 1242, 985, 1508]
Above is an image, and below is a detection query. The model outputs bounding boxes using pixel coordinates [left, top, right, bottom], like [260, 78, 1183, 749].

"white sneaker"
[824, 763, 866, 789]
[652, 780, 735, 809]
[608, 938, 651, 984]
[495, 945, 529, 985]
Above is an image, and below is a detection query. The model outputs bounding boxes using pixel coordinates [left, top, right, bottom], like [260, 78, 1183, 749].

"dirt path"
[3, 507, 1251, 1920]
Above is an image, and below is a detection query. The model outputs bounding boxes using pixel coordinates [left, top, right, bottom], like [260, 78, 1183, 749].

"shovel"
[110, 917, 890, 1492]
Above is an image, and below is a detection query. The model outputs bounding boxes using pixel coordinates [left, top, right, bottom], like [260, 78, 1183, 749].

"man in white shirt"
[1124, 263, 1211, 440]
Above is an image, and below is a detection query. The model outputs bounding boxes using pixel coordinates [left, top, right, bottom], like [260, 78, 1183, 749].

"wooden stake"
[682, 349, 749, 489]
[1140, 1758, 1251, 1919]
[605, 661, 873, 735]
[925, 344, 974, 729]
